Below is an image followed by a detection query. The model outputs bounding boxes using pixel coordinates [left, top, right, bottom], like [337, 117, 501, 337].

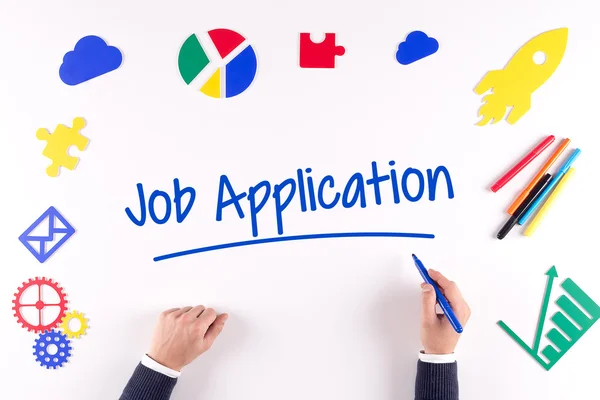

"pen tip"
[412, 254, 417, 260]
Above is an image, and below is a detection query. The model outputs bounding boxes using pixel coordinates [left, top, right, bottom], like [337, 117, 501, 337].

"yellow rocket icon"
[475, 28, 568, 126]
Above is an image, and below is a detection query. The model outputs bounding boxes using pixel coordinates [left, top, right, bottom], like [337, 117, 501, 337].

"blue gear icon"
[33, 329, 72, 369]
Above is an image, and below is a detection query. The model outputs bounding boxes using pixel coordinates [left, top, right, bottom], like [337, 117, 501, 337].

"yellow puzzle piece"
[475, 28, 568, 126]
[36, 117, 89, 177]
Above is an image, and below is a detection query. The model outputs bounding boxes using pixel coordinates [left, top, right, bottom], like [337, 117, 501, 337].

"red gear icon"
[12, 277, 68, 333]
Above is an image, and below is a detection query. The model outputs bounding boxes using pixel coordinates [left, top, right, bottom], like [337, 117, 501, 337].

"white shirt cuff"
[419, 351, 456, 364]
[141, 354, 182, 378]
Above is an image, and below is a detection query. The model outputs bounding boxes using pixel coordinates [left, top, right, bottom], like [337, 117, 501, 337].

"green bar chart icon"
[498, 267, 600, 371]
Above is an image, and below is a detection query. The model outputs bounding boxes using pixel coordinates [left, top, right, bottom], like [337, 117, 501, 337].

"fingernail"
[422, 284, 433, 293]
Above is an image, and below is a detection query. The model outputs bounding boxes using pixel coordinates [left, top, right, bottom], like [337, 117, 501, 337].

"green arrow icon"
[533, 266, 558, 353]
[498, 266, 600, 371]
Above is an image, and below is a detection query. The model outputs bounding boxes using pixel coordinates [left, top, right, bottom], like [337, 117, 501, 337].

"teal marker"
[518, 148, 581, 225]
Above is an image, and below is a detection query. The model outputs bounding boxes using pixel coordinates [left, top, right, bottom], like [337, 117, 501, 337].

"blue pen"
[518, 148, 581, 225]
[412, 254, 463, 334]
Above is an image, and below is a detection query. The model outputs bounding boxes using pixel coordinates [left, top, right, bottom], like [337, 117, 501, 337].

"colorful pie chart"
[178, 29, 258, 98]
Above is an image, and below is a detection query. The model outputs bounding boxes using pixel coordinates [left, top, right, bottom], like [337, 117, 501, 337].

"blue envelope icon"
[18, 206, 75, 263]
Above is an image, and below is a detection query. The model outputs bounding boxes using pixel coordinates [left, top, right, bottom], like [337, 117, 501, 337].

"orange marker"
[507, 138, 571, 215]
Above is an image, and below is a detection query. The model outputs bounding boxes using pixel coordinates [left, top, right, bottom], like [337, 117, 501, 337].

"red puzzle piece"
[299, 33, 345, 68]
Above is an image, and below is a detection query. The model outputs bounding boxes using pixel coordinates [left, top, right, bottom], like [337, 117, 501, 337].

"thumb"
[421, 284, 438, 326]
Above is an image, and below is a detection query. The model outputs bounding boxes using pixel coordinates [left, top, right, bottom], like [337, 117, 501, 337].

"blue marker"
[518, 148, 581, 225]
[412, 254, 463, 334]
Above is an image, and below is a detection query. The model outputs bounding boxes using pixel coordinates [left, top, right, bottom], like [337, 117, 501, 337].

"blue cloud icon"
[395, 31, 439, 65]
[59, 35, 123, 85]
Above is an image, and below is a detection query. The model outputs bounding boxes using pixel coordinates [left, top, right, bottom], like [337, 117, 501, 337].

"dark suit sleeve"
[120, 363, 178, 400]
[414, 360, 459, 400]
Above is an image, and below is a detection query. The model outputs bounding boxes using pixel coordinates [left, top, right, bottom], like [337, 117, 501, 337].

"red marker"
[491, 135, 555, 193]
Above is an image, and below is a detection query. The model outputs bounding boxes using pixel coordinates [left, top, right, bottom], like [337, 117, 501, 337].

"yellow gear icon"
[59, 310, 89, 339]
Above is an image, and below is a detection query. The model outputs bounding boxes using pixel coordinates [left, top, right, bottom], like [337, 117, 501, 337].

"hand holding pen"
[418, 266, 471, 355]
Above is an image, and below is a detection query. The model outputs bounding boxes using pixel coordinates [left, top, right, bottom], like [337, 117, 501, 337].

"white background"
[1, 0, 599, 399]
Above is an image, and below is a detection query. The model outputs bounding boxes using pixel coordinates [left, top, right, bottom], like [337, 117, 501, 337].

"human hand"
[147, 306, 229, 371]
[420, 270, 470, 355]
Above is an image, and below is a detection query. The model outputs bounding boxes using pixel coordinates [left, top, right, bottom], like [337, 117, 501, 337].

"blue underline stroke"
[153, 231, 435, 262]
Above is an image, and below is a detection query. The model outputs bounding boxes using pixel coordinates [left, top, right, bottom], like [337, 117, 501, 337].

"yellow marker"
[525, 168, 575, 236]
[475, 28, 568, 126]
